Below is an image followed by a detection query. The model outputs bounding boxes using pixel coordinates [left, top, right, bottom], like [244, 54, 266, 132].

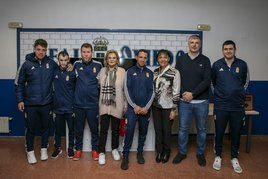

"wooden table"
[209, 104, 259, 153]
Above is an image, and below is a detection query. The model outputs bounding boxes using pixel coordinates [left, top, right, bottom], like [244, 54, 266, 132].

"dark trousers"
[74, 107, 99, 151]
[24, 104, 53, 151]
[152, 106, 173, 154]
[122, 108, 150, 156]
[54, 113, 74, 149]
[98, 114, 120, 153]
[214, 109, 245, 159]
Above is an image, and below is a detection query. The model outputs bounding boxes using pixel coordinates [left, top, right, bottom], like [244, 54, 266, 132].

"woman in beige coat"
[98, 49, 126, 165]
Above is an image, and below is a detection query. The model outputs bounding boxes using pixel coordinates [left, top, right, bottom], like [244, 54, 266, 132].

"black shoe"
[172, 153, 186, 164]
[162, 152, 170, 163]
[68, 148, 74, 159]
[196, 154, 206, 166]
[51, 147, 62, 159]
[155, 153, 162, 163]
[137, 152, 145, 164]
[121, 156, 129, 170]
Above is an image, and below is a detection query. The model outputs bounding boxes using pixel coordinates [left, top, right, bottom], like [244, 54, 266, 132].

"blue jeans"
[178, 100, 209, 155]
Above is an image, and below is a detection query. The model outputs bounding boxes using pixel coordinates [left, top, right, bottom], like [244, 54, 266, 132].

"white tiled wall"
[19, 31, 194, 67]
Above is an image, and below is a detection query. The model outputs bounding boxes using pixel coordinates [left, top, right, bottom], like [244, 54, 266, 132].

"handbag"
[119, 116, 126, 137]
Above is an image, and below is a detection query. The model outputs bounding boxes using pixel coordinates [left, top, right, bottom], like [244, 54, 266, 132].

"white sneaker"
[27, 151, 37, 164]
[213, 156, 222, 171]
[231, 158, 243, 174]
[40, 148, 48, 161]
[112, 149, 121, 161]
[98, 153, 106, 165]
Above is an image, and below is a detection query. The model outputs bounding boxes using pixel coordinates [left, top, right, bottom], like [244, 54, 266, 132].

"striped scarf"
[101, 66, 117, 106]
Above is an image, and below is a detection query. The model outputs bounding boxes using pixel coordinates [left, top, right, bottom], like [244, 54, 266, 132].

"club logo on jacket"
[55, 75, 58, 79]
[146, 72, 150, 78]
[133, 72, 137, 76]
[66, 75, 69, 81]
[93, 67, 96, 73]
[219, 68, 224, 72]
[236, 67, 240, 73]
[31, 66, 35, 70]
[46, 63, 49, 69]
[79, 67, 83, 70]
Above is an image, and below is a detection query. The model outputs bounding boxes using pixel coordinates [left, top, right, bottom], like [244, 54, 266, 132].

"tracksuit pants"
[24, 104, 53, 152]
[54, 113, 74, 149]
[214, 109, 245, 159]
[122, 108, 150, 156]
[74, 107, 99, 151]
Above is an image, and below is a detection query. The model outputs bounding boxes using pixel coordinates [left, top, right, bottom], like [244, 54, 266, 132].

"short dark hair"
[136, 49, 149, 57]
[222, 40, 236, 50]
[34, 39, 48, 48]
[80, 43, 93, 51]
[57, 51, 69, 59]
[156, 49, 171, 59]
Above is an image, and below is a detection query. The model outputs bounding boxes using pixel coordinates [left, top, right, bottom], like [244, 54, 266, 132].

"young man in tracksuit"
[51, 51, 76, 159]
[212, 40, 249, 174]
[72, 43, 102, 161]
[121, 49, 154, 170]
[15, 39, 57, 164]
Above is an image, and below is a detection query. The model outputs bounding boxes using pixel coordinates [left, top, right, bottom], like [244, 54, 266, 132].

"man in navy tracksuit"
[212, 40, 249, 174]
[72, 43, 102, 161]
[51, 51, 76, 159]
[121, 49, 154, 170]
[15, 39, 57, 164]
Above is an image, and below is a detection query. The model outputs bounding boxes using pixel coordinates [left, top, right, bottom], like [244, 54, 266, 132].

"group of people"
[15, 35, 249, 174]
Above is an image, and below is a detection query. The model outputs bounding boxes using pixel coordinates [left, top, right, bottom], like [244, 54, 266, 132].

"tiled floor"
[0, 135, 268, 179]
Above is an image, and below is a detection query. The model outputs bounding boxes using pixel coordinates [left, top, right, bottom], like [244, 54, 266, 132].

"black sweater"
[175, 53, 211, 100]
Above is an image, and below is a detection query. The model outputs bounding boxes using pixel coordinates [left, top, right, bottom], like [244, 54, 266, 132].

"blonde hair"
[104, 49, 120, 67]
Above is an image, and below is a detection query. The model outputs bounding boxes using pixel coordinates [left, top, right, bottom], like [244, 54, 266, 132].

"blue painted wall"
[0, 79, 25, 136]
[247, 81, 268, 135]
[0, 79, 267, 136]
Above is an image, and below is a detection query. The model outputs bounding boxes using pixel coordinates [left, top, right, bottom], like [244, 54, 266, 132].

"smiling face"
[157, 52, 169, 69]
[136, 51, 148, 67]
[34, 45, 47, 61]
[58, 54, 69, 70]
[188, 37, 201, 55]
[106, 52, 119, 68]
[81, 46, 92, 63]
[223, 44, 236, 60]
